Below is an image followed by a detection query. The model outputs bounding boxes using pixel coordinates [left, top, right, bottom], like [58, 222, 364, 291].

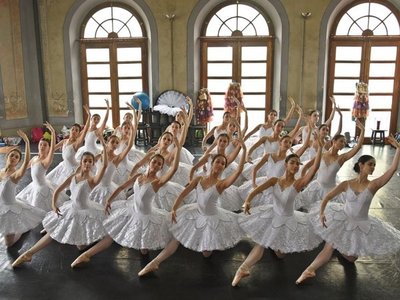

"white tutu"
[239, 185, 322, 253]
[153, 182, 196, 211]
[104, 181, 172, 249]
[310, 199, 400, 258]
[42, 179, 107, 245]
[169, 184, 244, 252]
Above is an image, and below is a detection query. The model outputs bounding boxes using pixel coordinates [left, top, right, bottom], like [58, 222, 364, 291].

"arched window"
[326, 1, 400, 138]
[200, 2, 274, 129]
[80, 3, 148, 128]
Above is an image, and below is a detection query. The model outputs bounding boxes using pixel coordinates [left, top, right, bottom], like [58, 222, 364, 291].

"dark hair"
[150, 153, 165, 167]
[280, 135, 291, 141]
[81, 151, 95, 162]
[72, 123, 82, 131]
[273, 119, 285, 126]
[161, 131, 173, 138]
[7, 148, 22, 162]
[211, 154, 227, 168]
[92, 114, 100, 119]
[318, 124, 329, 130]
[107, 134, 119, 143]
[268, 109, 278, 115]
[39, 138, 51, 146]
[285, 153, 300, 163]
[223, 111, 230, 118]
[332, 134, 345, 141]
[309, 109, 319, 116]
[121, 121, 130, 128]
[217, 133, 230, 142]
[353, 155, 374, 173]
[171, 120, 181, 128]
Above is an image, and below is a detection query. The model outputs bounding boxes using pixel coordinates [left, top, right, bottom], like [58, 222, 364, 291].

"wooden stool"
[371, 130, 385, 145]
[135, 122, 148, 146]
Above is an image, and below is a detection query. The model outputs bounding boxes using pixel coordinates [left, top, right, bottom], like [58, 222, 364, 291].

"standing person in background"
[0, 130, 45, 248]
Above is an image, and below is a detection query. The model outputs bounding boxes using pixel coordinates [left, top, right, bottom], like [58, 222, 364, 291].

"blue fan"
[131, 92, 150, 110]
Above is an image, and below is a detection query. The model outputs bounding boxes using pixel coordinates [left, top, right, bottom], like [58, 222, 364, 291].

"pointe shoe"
[231, 264, 250, 287]
[12, 251, 33, 268]
[295, 269, 315, 285]
[71, 254, 90, 268]
[138, 260, 159, 277]
[140, 249, 149, 256]
[202, 251, 212, 258]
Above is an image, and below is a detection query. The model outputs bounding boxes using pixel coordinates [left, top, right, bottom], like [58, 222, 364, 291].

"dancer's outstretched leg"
[12, 233, 53, 267]
[71, 236, 113, 268]
[138, 239, 180, 276]
[232, 244, 265, 286]
[296, 243, 334, 285]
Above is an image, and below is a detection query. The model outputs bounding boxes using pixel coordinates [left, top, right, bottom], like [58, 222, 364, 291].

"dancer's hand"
[104, 201, 112, 215]
[320, 213, 327, 228]
[387, 134, 400, 148]
[171, 210, 177, 223]
[243, 201, 251, 215]
[52, 204, 62, 217]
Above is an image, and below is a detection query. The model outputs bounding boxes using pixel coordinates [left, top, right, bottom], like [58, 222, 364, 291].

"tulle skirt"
[170, 203, 244, 252]
[310, 203, 400, 257]
[104, 200, 172, 250]
[239, 205, 322, 253]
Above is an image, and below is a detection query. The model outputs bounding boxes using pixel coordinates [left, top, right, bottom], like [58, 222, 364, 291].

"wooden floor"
[1, 143, 400, 300]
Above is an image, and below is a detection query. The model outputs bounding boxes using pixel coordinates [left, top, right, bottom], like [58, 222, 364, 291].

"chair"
[371, 129, 385, 145]
[187, 124, 207, 147]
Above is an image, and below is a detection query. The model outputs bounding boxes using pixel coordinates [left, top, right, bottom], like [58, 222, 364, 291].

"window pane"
[238, 4, 259, 20]
[118, 63, 142, 77]
[209, 94, 225, 108]
[369, 95, 393, 109]
[241, 24, 257, 36]
[247, 110, 266, 131]
[347, 4, 369, 21]
[125, 17, 143, 37]
[208, 79, 232, 93]
[208, 110, 225, 130]
[332, 95, 353, 110]
[333, 79, 358, 93]
[348, 24, 363, 36]
[338, 111, 355, 137]
[216, 5, 237, 21]
[206, 17, 222, 36]
[252, 16, 269, 35]
[117, 47, 141, 61]
[84, 18, 98, 38]
[242, 94, 265, 109]
[86, 49, 110, 62]
[242, 46, 267, 60]
[118, 79, 142, 92]
[87, 64, 110, 77]
[208, 47, 232, 61]
[336, 14, 353, 35]
[119, 94, 135, 108]
[101, 20, 113, 34]
[208, 63, 232, 76]
[335, 47, 362, 60]
[241, 79, 266, 93]
[370, 47, 397, 61]
[334, 63, 360, 77]
[92, 7, 111, 22]
[88, 94, 111, 107]
[368, 79, 394, 93]
[369, 63, 395, 77]
[242, 63, 267, 76]
[112, 7, 132, 23]
[386, 14, 400, 35]
[88, 79, 111, 92]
